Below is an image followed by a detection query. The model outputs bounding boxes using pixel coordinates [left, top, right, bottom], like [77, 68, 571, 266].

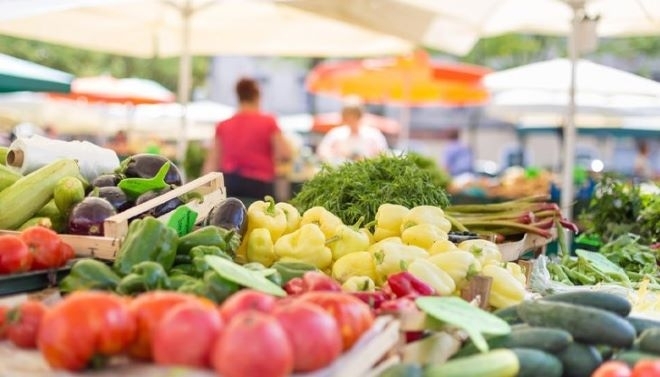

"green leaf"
[205, 255, 287, 297]
[415, 296, 511, 353]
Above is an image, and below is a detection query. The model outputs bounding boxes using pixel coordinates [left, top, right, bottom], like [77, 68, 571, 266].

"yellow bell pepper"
[368, 237, 402, 256]
[246, 196, 287, 241]
[327, 220, 371, 261]
[429, 250, 481, 287]
[458, 239, 502, 266]
[245, 227, 277, 267]
[481, 264, 526, 309]
[372, 242, 429, 282]
[273, 223, 332, 270]
[341, 276, 376, 292]
[428, 239, 460, 255]
[332, 251, 377, 283]
[274, 202, 301, 235]
[401, 223, 449, 250]
[400, 205, 451, 233]
[407, 258, 456, 296]
[373, 204, 409, 241]
[300, 206, 344, 239]
[504, 262, 527, 286]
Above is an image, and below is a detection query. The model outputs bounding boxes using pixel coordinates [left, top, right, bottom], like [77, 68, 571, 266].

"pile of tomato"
[0, 227, 75, 274]
[593, 360, 660, 377]
[0, 288, 374, 377]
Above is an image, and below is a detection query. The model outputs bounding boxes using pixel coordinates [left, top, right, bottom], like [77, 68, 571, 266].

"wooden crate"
[1, 173, 226, 261]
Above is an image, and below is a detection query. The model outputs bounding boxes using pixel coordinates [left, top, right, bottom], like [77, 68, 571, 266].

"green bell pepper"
[113, 217, 179, 276]
[203, 270, 241, 303]
[177, 225, 240, 256]
[115, 261, 172, 295]
[59, 258, 121, 293]
[170, 274, 200, 290]
[271, 261, 319, 285]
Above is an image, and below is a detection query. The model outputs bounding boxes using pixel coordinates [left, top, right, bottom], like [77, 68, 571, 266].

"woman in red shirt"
[203, 78, 291, 201]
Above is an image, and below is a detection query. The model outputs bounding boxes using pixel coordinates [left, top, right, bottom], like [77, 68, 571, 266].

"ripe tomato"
[6, 300, 48, 349]
[0, 234, 32, 274]
[273, 301, 342, 372]
[127, 291, 200, 360]
[57, 241, 76, 267]
[297, 291, 374, 350]
[152, 301, 224, 368]
[20, 226, 63, 270]
[219, 289, 276, 323]
[0, 306, 7, 339]
[211, 310, 293, 377]
[38, 291, 137, 371]
[593, 361, 632, 377]
[632, 360, 660, 377]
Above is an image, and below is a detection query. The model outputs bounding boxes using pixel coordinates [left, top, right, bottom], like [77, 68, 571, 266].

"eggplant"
[120, 154, 183, 186]
[91, 173, 123, 188]
[134, 186, 183, 218]
[205, 197, 248, 236]
[96, 186, 133, 212]
[68, 197, 117, 236]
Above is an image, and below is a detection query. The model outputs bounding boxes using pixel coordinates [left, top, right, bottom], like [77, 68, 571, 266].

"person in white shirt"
[316, 96, 389, 165]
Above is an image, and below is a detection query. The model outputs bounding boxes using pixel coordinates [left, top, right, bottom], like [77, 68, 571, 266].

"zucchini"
[541, 291, 632, 317]
[0, 159, 80, 230]
[627, 316, 660, 336]
[557, 343, 602, 377]
[493, 305, 523, 325]
[638, 328, 660, 355]
[0, 164, 21, 192]
[18, 217, 53, 231]
[517, 300, 636, 348]
[613, 350, 660, 367]
[454, 326, 572, 358]
[379, 363, 423, 377]
[511, 348, 563, 377]
[424, 349, 519, 377]
[53, 176, 86, 215]
[0, 146, 8, 165]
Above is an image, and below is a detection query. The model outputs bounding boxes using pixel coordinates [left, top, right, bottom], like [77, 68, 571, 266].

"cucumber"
[0, 164, 21, 192]
[53, 176, 86, 215]
[638, 328, 660, 355]
[556, 343, 602, 377]
[493, 305, 523, 325]
[379, 363, 423, 377]
[454, 326, 573, 358]
[517, 300, 636, 348]
[627, 316, 660, 335]
[424, 349, 519, 377]
[511, 348, 563, 377]
[541, 291, 632, 317]
[0, 159, 81, 230]
[613, 350, 660, 367]
[35, 199, 67, 233]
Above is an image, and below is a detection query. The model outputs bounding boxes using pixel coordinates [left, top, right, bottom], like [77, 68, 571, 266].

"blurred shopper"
[203, 77, 291, 202]
[633, 140, 653, 180]
[442, 129, 473, 176]
[316, 96, 389, 164]
[106, 130, 132, 160]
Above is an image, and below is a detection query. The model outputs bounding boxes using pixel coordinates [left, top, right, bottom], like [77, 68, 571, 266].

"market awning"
[0, 53, 73, 93]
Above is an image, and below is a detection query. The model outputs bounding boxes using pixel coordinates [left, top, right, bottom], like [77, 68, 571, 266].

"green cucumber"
[541, 291, 632, 317]
[53, 176, 86, 216]
[638, 328, 660, 355]
[511, 348, 563, 377]
[517, 300, 636, 348]
[454, 326, 573, 358]
[627, 316, 660, 336]
[613, 350, 660, 367]
[424, 349, 519, 377]
[556, 343, 602, 377]
[493, 305, 523, 325]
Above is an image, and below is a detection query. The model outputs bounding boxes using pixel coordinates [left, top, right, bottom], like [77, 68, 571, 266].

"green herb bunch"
[290, 153, 450, 225]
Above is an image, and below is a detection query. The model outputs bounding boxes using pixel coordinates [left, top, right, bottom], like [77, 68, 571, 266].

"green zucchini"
[0, 146, 8, 165]
[556, 343, 602, 377]
[638, 328, 660, 355]
[493, 305, 523, 325]
[424, 349, 519, 377]
[613, 350, 660, 367]
[511, 348, 563, 377]
[379, 363, 423, 377]
[517, 300, 636, 348]
[0, 159, 80, 230]
[18, 217, 53, 231]
[53, 176, 86, 215]
[541, 291, 632, 317]
[454, 326, 573, 358]
[627, 316, 660, 336]
[0, 164, 21, 192]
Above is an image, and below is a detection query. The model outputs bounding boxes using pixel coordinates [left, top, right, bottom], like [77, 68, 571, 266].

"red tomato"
[219, 289, 276, 323]
[273, 301, 342, 372]
[6, 300, 48, 349]
[152, 301, 224, 368]
[211, 310, 293, 377]
[0, 306, 7, 339]
[297, 291, 374, 351]
[57, 241, 75, 267]
[127, 291, 200, 360]
[20, 226, 63, 270]
[593, 361, 632, 377]
[0, 234, 32, 274]
[632, 360, 660, 377]
[38, 291, 137, 371]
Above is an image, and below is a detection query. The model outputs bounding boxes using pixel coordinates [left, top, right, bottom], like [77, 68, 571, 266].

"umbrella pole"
[176, 1, 192, 170]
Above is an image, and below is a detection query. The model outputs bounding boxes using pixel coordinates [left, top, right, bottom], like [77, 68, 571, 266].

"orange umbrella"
[306, 50, 491, 106]
[312, 112, 400, 135]
[48, 76, 175, 105]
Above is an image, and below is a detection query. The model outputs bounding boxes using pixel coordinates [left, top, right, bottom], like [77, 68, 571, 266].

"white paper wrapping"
[7, 135, 120, 182]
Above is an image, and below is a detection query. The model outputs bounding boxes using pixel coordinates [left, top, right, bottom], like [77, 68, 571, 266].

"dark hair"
[235, 77, 260, 103]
